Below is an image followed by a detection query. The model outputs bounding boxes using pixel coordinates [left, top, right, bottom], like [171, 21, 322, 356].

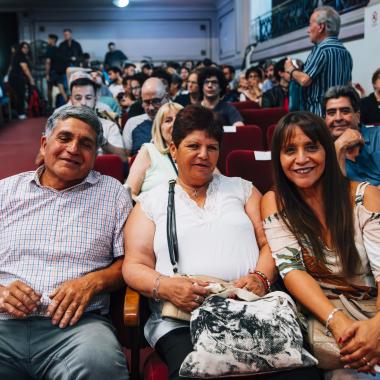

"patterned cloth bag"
[180, 291, 317, 377]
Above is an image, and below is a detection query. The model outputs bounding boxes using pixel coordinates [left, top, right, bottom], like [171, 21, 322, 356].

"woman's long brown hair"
[271, 111, 360, 277]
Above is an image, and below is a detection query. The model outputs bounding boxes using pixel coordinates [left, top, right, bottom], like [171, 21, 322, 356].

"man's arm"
[284, 58, 312, 87]
[102, 142, 128, 162]
[47, 258, 124, 328]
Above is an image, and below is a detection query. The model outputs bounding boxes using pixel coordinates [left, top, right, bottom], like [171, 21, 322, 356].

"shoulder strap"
[355, 182, 370, 206]
[167, 179, 179, 273]
[167, 153, 178, 176]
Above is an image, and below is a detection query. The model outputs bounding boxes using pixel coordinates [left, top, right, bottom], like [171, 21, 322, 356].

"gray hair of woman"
[314, 6, 341, 37]
[45, 105, 105, 148]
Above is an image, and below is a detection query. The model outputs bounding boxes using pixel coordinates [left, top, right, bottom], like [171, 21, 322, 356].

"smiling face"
[40, 118, 97, 190]
[325, 96, 360, 140]
[280, 126, 326, 192]
[170, 130, 219, 187]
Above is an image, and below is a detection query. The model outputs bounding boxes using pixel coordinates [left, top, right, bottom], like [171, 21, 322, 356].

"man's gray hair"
[322, 85, 360, 114]
[45, 105, 105, 147]
[314, 6, 341, 37]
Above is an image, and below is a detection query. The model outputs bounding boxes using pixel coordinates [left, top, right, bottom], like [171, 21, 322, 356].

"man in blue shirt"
[323, 85, 380, 187]
[285, 6, 352, 116]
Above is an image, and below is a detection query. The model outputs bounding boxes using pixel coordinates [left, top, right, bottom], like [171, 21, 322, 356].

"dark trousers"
[9, 76, 26, 115]
[155, 327, 322, 380]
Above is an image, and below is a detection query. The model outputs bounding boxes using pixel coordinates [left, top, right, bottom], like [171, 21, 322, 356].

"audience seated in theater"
[179, 65, 190, 92]
[239, 66, 263, 105]
[69, 77, 127, 163]
[123, 105, 320, 380]
[262, 58, 290, 110]
[122, 77, 169, 156]
[285, 6, 352, 116]
[151, 67, 172, 94]
[360, 68, 380, 125]
[261, 111, 380, 379]
[108, 67, 124, 98]
[169, 73, 183, 101]
[141, 62, 153, 77]
[198, 67, 244, 126]
[175, 69, 201, 107]
[127, 73, 146, 119]
[262, 60, 276, 93]
[104, 41, 127, 71]
[125, 102, 182, 198]
[323, 85, 380, 187]
[0, 106, 131, 380]
[123, 62, 136, 77]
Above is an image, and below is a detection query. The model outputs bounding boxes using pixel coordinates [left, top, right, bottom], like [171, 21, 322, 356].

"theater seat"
[226, 149, 273, 194]
[240, 107, 287, 139]
[266, 123, 276, 150]
[94, 154, 124, 183]
[218, 125, 264, 174]
[230, 100, 261, 111]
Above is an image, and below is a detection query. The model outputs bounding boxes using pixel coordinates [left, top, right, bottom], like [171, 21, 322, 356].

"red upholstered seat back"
[226, 150, 273, 194]
[240, 108, 287, 148]
[230, 100, 261, 111]
[218, 125, 264, 174]
[94, 154, 124, 183]
[266, 123, 276, 150]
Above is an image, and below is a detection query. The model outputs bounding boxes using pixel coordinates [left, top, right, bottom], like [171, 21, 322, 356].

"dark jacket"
[262, 85, 288, 108]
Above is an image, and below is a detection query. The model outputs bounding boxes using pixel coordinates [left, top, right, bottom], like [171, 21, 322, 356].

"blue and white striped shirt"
[303, 36, 352, 116]
[0, 167, 132, 319]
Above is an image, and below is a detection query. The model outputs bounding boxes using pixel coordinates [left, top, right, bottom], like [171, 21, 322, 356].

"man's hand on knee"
[0, 280, 41, 317]
[47, 276, 97, 328]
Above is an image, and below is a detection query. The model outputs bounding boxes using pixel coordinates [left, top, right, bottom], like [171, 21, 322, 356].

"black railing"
[251, 0, 369, 44]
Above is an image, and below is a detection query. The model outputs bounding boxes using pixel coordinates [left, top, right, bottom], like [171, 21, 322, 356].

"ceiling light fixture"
[112, 0, 129, 7]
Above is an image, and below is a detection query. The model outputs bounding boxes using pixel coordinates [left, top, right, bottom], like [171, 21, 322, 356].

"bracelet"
[249, 269, 271, 293]
[325, 307, 343, 336]
[152, 274, 164, 302]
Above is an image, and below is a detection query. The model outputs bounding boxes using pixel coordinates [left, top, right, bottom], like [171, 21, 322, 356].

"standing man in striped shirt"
[285, 6, 352, 116]
[0, 106, 131, 379]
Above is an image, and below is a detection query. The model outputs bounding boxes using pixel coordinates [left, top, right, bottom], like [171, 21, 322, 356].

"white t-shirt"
[100, 118, 124, 149]
[138, 174, 260, 346]
[108, 83, 124, 98]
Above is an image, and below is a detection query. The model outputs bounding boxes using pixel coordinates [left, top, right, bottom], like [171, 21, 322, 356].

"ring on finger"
[362, 356, 371, 367]
[194, 295, 202, 304]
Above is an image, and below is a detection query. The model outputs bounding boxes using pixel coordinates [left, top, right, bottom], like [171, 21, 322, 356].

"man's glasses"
[142, 97, 164, 107]
[204, 79, 219, 86]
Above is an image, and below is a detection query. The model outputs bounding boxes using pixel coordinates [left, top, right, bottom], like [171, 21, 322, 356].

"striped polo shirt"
[0, 167, 132, 319]
[303, 36, 352, 116]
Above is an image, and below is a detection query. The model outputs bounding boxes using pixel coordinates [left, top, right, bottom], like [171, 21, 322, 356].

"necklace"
[177, 178, 209, 199]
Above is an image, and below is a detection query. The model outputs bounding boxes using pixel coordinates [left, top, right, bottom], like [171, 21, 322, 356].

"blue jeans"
[0, 313, 129, 380]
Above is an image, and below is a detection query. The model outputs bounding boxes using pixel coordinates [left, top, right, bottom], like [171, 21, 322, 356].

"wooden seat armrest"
[124, 287, 141, 327]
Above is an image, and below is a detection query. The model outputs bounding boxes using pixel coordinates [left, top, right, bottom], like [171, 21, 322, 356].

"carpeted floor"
[0, 117, 46, 179]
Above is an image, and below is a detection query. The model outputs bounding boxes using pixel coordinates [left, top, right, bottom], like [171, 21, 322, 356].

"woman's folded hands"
[160, 276, 209, 312]
[339, 315, 380, 375]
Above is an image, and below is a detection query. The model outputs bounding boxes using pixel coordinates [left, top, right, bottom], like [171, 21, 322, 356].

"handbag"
[162, 180, 263, 321]
[307, 294, 377, 370]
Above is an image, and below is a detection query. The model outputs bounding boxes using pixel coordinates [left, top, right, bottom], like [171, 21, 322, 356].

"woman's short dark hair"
[172, 105, 224, 148]
[271, 111, 360, 277]
[198, 67, 227, 97]
[372, 68, 380, 85]
[245, 66, 264, 81]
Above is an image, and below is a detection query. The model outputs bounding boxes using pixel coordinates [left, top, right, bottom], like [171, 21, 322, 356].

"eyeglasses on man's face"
[204, 79, 219, 87]
[142, 97, 164, 107]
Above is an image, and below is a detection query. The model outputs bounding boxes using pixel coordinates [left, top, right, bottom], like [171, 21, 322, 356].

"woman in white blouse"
[125, 102, 183, 198]
[123, 105, 320, 380]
